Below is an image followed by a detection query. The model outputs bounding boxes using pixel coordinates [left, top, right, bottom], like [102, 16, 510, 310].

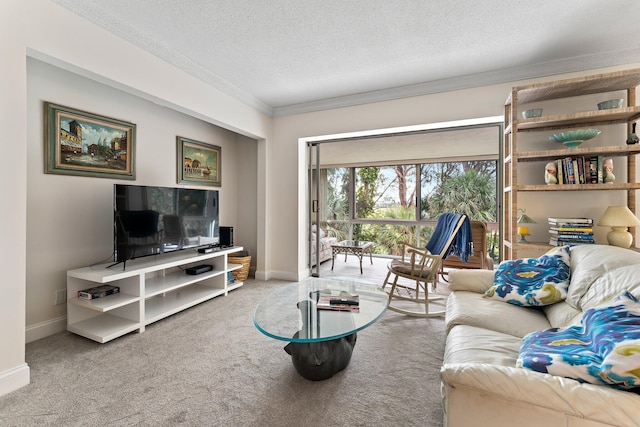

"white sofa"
[441, 244, 640, 427]
[310, 226, 337, 266]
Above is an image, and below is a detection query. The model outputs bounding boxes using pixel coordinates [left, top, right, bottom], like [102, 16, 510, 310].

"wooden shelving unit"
[503, 69, 640, 259]
[67, 246, 244, 343]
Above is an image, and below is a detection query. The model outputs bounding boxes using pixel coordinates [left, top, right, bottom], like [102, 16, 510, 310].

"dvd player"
[185, 264, 213, 275]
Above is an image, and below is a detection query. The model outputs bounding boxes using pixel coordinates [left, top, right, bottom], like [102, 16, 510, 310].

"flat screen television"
[113, 184, 219, 266]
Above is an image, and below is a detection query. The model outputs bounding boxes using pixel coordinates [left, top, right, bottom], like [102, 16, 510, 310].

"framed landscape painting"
[44, 102, 136, 179]
[177, 136, 221, 187]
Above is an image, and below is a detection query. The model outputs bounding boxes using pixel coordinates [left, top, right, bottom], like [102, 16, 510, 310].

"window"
[421, 160, 497, 223]
[355, 165, 416, 220]
[325, 160, 497, 258]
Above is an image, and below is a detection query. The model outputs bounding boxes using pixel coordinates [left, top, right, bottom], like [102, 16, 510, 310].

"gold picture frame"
[177, 136, 221, 187]
[44, 102, 136, 179]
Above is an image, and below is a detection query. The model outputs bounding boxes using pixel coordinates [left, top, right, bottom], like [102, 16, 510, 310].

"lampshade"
[517, 209, 536, 224]
[598, 205, 640, 248]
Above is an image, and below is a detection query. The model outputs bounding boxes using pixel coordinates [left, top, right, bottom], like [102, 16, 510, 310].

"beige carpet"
[0, 266, 446, 426]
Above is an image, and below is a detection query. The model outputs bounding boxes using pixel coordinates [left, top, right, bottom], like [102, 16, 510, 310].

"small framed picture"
[177, 136, 221, 187]
[44, 102, 136, 179]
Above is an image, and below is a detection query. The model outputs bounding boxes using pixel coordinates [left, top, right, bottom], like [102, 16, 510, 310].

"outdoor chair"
[440, 220, 494, 282]
[382, 213, 470, 317]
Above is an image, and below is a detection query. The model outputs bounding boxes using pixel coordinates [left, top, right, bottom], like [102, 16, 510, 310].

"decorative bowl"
[597, 99, 624, 110]
[549, 129, 601, 149]
[522, 108, 543, 119]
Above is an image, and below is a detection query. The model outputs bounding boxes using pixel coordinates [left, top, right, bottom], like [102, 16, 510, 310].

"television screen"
[113, 184, 219, 264]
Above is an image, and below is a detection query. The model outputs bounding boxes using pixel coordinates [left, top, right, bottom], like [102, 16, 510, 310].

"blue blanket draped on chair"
[426, 213, 474, 263]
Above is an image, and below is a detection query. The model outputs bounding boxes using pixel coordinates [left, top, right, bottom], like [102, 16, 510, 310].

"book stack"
[554, 156, 603, 185]
[548, 217, 595, 246]
[316, 294, 360, 312]
[77, 284, 120, 300]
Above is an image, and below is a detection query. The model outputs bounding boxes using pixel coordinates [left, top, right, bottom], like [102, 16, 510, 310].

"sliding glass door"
[306, 117, 504, 274]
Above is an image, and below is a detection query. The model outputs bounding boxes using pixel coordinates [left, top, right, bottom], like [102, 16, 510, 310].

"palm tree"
[429, 169, 496, 222]
[360, 207, 417, 256]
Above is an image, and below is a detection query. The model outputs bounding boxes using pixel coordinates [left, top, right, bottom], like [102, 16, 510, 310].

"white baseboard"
[255, 269, 310, 282]
[274, 270, 306, 281]
[254, 269, 269, 280]
[0, 363, 30, 397]
[25, 315, 67, 343]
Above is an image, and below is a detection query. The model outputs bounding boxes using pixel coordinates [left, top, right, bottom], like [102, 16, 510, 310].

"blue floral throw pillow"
[517, 291, 640, 390]
[483, 246, 571, 306]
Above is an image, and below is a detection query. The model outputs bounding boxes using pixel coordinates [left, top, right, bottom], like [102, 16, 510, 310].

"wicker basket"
[229, 251, 251, 281]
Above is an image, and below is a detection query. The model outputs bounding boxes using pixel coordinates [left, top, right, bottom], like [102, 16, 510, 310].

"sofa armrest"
[447, 269, 495, 293]
[440, 363, 640, 427]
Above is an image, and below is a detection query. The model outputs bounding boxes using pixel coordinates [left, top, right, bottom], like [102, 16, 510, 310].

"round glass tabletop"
[253, 276, 389, 343]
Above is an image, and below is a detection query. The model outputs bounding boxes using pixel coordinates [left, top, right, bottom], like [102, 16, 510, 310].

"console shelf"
[67, 246, 244, 343]
[68, 314, 141, 344]
[68, 292, 140, 312]
[145, 268, 225, 297]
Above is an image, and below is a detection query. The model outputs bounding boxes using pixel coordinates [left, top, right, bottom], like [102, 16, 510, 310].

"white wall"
[1, 0, 269, 397]
[0, 0, 29, 397]
[25, 58, 258, 339]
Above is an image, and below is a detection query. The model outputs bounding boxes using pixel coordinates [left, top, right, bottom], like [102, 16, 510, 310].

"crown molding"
[273, 47, 640, 117]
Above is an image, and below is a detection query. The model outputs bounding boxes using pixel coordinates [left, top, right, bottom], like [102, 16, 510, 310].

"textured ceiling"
[52, 0, 640, 116]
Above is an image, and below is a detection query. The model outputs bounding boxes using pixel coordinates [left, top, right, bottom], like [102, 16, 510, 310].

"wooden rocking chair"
[382, 213, 468, 317]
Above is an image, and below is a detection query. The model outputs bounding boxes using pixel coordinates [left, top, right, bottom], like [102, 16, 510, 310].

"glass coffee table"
[254, 277, 388, 380]
[331, 240, 374, 274]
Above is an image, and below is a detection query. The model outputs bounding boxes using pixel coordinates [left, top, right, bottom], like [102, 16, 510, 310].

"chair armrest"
[391, 242, 440, 277]
[397, 242, 427, 261]
[447, 269, 495, 293]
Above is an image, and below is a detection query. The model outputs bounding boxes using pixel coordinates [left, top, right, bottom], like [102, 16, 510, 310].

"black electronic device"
[330, 298, 359, 306]
[220, 226, 234, 247]
[112, 184, 220, 267]
[185, 264, 213, 275]
[198, 247, 215, 254]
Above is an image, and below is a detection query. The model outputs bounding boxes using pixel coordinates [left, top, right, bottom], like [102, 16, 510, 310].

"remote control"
[330, 298, 359, 306]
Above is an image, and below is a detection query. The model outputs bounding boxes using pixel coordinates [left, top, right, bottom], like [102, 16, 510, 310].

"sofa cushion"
[447, 268, 496, 293]
[579, 264, 640, 312]
[483, 246, 570, 307]
[566, 244, 640, 310]
[542, 301, 582, 329]
[517, 291, 640, 390]
[440, 363, 640, 427]
[445, 291, 552, 337]
[445, 324, 522, 366]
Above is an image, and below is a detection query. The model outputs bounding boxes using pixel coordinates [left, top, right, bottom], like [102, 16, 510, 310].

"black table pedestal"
[284, 333, 357, 381]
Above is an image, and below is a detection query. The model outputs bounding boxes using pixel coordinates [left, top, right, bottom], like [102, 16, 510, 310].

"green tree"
[392, 165, 415, 208]
[362, 207, 416, 255]
[355, 167, 380, 218]
[429, 169, 496, 222]
[354, 167, 380, 236]
[327, 168, 349, 221]
[420, 162, 461, 219]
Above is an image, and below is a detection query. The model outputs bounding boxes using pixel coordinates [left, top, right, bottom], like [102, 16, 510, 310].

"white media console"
[67, 246, 244, 343]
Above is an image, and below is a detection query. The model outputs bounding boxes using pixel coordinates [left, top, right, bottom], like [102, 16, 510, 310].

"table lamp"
[517, 208, 536, 243]
[597, 205, 640, 248]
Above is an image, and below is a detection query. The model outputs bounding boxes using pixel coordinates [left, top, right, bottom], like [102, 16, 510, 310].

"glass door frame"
[304, 116, 505, 276]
